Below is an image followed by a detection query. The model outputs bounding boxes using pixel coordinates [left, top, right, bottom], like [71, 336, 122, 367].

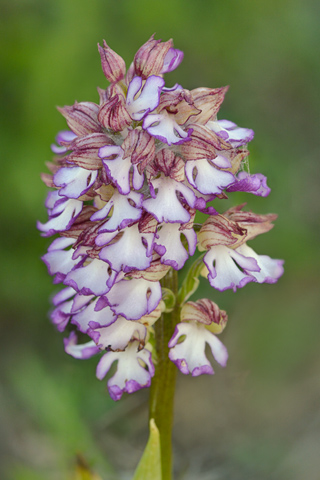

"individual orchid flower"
[96, 277, 162, 320]
[154, 219, 197, 270]
[169, 299, 228, 376]
[64, 257, 117, 296]
[143, 110, 193, 146]
[96, 341, 155, 401]
[89, 315, 147, 351]
[41, 237, 80, 283]
[184, 155, 235, 195]
[198, 208, 284, 291]
[143, 175, 196, 223]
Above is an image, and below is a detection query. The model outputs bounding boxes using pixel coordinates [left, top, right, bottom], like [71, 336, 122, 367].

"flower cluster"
[39, 36, 283, 401]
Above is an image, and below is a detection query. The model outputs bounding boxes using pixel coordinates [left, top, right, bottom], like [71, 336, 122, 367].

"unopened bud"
[198, 214, 246, 249]
[98, 95, 131, 132]
[98, 40, 126, 83]
[122, 128, 155, 174]
[181, 124, 230, 161]
[134, 34, 173, 79]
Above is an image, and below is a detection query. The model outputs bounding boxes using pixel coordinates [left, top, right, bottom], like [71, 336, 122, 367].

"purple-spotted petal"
[98, 223, 154, 273]
[42, 238, 80, 281]
[96, 341, 154, 400]
[155, 223, 197, 270]
[37, 196, 83, 236]
[168, 321, 228, 376]
[99, 145, 144, 194]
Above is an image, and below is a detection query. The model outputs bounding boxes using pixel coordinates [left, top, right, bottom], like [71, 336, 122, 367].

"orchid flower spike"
[39, 36, 283, 401]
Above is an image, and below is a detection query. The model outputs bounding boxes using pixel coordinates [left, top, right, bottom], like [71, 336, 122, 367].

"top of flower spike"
[98, 34, 184, 84]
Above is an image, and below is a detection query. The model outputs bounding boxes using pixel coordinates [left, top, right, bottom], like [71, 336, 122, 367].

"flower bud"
[191, 86, 229, 125]
[98, 95, 132, 132]
[98, 40, 126, 83]
[134, 34, 173, 79]
[181, 299, 228, 334]
[122, 128, 155, 174]
[181, 124, 231, 161]
[224, 204, 277, 241]
[57, 102, 101, 136]
[198, 214, 246, 249]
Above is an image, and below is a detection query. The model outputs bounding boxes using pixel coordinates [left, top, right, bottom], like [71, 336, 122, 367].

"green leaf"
[177, 254, 205, 305]
[132, 419, 161, 480]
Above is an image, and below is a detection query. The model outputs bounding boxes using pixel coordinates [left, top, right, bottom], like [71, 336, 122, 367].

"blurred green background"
[1, 0, 319, 479]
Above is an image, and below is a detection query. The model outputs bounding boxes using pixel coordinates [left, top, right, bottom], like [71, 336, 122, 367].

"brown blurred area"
[0, 0, 319, 478]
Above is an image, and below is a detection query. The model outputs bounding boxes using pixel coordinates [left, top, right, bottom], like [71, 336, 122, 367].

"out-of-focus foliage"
[0, 0, 319, 479]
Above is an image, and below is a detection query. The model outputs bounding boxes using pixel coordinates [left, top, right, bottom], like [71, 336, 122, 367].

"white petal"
[185, 158, 234, 195]
[126, 75, 165, 121]
[143, 176, 196, 223]
[90, 316, 146, 350]
[106, 278, 161, 320]
[99, 224, 154, 273]
[143, 112, 192, 146]
[54, 166, 98, 198]
[204, 245, 254, 292]
[96, 342, 154, 400]
[72, 297, 117, 333]
[64, 258, 116, 296]
[236, 244, 284, 283]
[64, 332, 100, 359]
[168, 321, 228, 376]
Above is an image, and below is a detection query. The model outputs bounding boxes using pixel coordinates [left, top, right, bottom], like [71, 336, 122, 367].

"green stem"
[149, 268, 180, 480]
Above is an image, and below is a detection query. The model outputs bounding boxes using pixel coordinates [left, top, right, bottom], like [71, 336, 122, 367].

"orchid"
[39, 35, 283, 480]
